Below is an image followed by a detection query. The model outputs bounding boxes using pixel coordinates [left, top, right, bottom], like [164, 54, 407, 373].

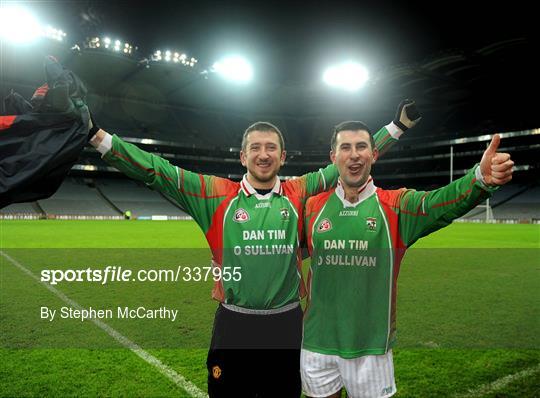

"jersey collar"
[335, 177, 377, 207]
[240, 174, 283, 199]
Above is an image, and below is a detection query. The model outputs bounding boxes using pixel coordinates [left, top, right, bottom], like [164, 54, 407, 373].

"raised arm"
[291, 100, 422, 199]
[89, 129, 234, 230]
[394, 134, 513, 246]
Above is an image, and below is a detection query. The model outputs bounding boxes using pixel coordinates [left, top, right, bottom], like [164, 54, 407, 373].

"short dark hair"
[331, 121, 374, 151]
[242, 121, 285, 152]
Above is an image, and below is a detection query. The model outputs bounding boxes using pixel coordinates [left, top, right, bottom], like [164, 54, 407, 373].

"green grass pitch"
[1, 220, 539, 397]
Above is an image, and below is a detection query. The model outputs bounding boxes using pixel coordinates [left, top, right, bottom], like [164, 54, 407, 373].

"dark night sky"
[22, 0, 537, 84]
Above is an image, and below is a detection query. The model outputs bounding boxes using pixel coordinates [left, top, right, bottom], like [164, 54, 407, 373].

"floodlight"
[323, 62, 369, 91]
[0, 6, 41, 43]
[212, 56, 253, 83]
[86, 36, 133, 56]
[44, 26, 66, 41]
[152, 50, 162, 61]
[88, 37, 99, 48]
[151, 49, 197, 67]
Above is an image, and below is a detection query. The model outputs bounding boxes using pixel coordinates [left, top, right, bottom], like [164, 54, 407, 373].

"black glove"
[393, 99, 421, 131]
[88, 112, 100, 139]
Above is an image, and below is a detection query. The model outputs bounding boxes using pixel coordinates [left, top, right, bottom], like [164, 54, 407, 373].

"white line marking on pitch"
[455, 363, 540, 398]
[0, 250, 208, 398]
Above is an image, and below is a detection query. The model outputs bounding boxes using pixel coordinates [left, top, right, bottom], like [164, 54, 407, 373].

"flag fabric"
[0, 56, 91, 209]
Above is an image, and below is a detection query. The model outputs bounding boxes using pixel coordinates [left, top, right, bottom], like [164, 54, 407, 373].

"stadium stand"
[38, 178, 119, 217]
[462, 184, 540, 221]
[0, 202, 39, 215]
[96, 179, 189, 218]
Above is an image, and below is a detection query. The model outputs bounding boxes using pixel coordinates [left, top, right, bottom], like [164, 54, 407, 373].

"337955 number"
[181, 266, 241, 282]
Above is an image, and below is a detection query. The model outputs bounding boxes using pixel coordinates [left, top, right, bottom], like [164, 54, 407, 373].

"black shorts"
[206, 304, 303, 398]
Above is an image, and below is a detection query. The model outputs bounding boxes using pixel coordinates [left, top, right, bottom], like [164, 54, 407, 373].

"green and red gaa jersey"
[303, 167, 496, 357]
[98, 124, 400, 310]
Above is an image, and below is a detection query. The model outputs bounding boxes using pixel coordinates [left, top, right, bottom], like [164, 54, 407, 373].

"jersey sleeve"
[288, 123, 402, 200]
[102, 134, 232, 231]
[395, 166, 497, 246]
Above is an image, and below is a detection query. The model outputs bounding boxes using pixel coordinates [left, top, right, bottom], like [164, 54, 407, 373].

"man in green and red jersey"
[302, 122, 513, 398]
[88, 101, 420, 397]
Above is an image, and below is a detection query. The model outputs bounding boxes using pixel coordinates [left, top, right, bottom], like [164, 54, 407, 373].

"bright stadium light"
[150, 49, 197, 67]
[323, 62, 369, 91]
[43, 26, 66, 42]
[212, 56, 253, 83]
[86, 36, 133, 55]
[0, 6, 42, 43]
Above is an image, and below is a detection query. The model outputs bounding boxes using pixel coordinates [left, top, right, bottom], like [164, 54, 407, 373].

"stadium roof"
[22, 1, 538, 79]
[2, 1, 539, 135]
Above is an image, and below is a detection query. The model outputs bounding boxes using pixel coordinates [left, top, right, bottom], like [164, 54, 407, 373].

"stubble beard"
[249, 165, 280, 186]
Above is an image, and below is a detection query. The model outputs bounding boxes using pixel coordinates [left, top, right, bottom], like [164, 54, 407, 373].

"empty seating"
[97, 179, 188, 218]
[0, 202, 38, 214]
[38, 179, 118, 216]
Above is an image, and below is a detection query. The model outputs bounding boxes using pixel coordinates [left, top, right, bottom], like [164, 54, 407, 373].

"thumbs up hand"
[479, 134, 514, 186]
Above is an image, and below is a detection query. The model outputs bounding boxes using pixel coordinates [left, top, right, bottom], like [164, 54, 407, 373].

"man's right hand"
[393, 99, 421, 131]
[88, 113, 107, 147]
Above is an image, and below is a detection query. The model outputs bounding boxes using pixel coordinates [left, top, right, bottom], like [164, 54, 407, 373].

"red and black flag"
[0, 56, 91, 208]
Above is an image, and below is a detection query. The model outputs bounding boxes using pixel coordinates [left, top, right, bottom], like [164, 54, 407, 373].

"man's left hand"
[480, 134, 514, 186]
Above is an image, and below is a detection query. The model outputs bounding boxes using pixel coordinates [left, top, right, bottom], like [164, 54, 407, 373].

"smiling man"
[88, 102, 419, 397]
[240, 128, 286, 187]
[302, 122, 513, 398]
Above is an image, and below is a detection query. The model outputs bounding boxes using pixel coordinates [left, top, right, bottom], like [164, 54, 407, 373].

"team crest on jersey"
[280, 208, 290, 220]
[317, 218, 332, 233]
[366, 217, 377, 231]
[233, 208, 250, 223]
[212, 365, 222, 379]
